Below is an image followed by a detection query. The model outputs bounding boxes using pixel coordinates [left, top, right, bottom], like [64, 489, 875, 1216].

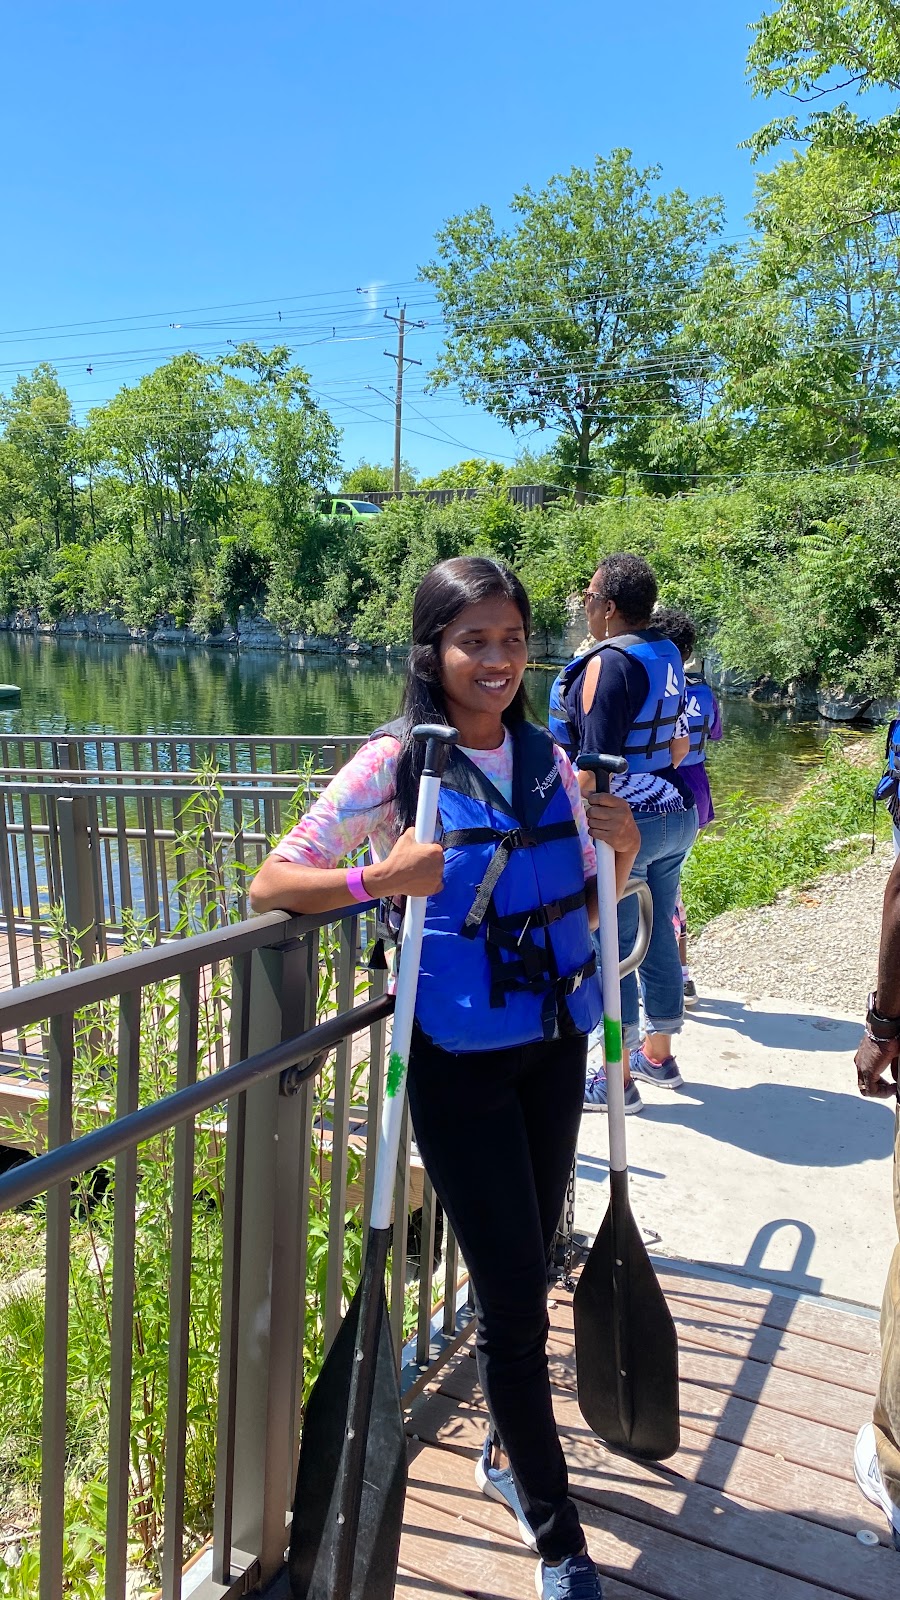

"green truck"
[317, 496, 382, 523]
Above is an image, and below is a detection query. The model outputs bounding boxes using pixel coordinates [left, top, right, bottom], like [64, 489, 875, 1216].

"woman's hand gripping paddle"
[289, 723, 458, 1600]
[573, 752, 680, 1461]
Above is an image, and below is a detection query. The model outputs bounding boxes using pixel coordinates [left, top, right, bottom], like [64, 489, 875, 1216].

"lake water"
[0, 633, 876, 807]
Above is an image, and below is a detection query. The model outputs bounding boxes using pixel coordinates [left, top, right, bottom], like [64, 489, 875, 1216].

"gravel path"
[690, 844, 895, 1017]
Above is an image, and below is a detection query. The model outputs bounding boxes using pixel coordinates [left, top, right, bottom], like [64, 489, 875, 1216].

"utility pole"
[384, 306, 424, 492]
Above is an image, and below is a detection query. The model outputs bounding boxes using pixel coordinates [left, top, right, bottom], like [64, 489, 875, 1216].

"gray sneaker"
[583, 1070, 643, 1114]
[475, 1433, 537, 1550]
[629, 1047, 683, 1089]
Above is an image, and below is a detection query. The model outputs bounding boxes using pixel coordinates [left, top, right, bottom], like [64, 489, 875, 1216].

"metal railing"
[0, 774, 307, 968]
[0, 734, 365, 781]
[0, 905, 473, 1600]
[0, 737, 364, 988]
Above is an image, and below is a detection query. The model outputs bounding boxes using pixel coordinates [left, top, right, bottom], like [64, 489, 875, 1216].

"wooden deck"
[398, 1263, 896, 1599]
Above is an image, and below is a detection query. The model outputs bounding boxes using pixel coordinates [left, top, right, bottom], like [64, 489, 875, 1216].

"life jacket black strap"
[554, 952, 599, 1037]
[448, 820, 578, 937]
[485, 889, 587, 939]
[555, 952, 597, 996]
[484, 935, 596, 1029]
[441, 820, 576, 850]
[628, 705, 680, 757]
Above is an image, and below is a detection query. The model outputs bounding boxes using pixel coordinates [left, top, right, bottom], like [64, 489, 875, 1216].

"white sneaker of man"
[854, 1423, 900, 1550]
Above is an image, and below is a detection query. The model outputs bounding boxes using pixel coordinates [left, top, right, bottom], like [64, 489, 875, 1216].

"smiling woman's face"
[437, 596, 528, 729]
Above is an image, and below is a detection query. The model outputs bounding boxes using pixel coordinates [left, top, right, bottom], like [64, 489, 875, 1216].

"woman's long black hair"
[393, 556, 533, 832]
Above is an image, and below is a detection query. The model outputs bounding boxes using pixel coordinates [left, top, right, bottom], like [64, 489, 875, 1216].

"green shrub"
[212, 533, 272, 626]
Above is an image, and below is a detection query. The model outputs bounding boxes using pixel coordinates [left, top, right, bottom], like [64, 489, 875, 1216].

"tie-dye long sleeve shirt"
[274, 728, 597, 878]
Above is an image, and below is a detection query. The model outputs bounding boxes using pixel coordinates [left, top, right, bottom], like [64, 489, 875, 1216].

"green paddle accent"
[386, 1050, 405, 1098]
[603, 1016, 622, 1061]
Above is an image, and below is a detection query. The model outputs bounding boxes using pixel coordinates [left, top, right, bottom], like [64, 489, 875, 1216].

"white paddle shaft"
[370, 769, 444, 1230]
[595, 838, 628, 1174]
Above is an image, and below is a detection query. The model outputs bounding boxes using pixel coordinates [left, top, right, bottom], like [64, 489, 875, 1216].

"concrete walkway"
[575, 988, 897, 1309]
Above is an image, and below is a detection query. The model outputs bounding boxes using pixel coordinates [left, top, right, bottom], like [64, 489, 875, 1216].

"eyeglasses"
[583, 589, 605, 606]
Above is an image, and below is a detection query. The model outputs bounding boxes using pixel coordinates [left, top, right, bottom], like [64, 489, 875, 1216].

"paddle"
[572, 752, 680, 1462]
[289, 722, 459, 1600]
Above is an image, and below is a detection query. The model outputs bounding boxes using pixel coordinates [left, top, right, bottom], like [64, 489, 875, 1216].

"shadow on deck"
[396, 1264, 894, 1600]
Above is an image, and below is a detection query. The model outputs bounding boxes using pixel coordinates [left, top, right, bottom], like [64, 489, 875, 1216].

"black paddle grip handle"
[412, 722, 459, 778]
[577, 751, 629, 794]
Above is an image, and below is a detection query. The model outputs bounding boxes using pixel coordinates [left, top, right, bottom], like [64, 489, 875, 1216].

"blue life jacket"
[554, 632, 686, 774]
[548, 667, 576, 758]
[681, 678, 717, 768]
[375, 720, 602, 1053]
[875, 712, 900, 826]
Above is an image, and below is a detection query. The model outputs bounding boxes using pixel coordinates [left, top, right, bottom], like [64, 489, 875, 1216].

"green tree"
[503, 445, 567, 485]
[85, 352, 242, 550]
[747, 0, 900, 158]
[710, 146, 900, 467]
[421, 151, 726, 502]
[339, 458, 417, 493]
[227, 342, 341, 542]
[418, 458, 507, 490]
[0, 365, 82, 548]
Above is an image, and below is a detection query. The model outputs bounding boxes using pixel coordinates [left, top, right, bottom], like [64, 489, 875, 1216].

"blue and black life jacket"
[875, 712, 900, 826]
[548, 667, 576, 758]
[681, 677, 717, 768]
[376, 720, 602, 1053]
[552, 632, 685, 774]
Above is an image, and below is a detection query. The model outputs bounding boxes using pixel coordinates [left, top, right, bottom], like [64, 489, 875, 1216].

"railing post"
[227, 932, 316, 1585]
[56, 795, 98, 966]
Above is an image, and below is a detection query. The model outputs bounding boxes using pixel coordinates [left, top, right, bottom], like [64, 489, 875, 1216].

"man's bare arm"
[855, 853, 900, 1098]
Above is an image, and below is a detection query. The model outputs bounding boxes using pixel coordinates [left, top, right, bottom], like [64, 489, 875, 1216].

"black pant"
[407, 1027, 587, 1564]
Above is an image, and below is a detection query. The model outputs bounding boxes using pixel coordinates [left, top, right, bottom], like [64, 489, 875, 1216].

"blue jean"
[593, 807, 699, 1053]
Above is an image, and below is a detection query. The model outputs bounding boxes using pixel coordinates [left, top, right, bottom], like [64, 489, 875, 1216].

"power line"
[0, 282, 427, 342]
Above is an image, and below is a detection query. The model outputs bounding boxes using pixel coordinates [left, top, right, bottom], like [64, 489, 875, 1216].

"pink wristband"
[345, 865, 371, 903]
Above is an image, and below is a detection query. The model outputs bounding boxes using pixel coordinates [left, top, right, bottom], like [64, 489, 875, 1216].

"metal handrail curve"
[618, 877, 653, 977]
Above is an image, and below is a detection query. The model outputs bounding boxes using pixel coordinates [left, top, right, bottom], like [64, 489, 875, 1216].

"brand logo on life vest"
[533, 765, 560, 799]
[665, 665, 681, 697]
[686, 694, 702, 718]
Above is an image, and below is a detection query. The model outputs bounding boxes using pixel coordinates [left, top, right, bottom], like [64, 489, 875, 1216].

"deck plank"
[408, 1443, 871, 1600]
[545, 1328, 868, 1435]
[652, 1267, 881, 1357]
[547, 1294, 881, 1396]
[411, 1363, 895, 1586]
[399, 1270, 890, 1599]
[429, 1351, 884, 1517]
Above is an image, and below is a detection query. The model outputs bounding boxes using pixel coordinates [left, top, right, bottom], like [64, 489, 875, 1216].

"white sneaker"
[475, 1434, 538, 1550]
[853, 1423, 900, 1549]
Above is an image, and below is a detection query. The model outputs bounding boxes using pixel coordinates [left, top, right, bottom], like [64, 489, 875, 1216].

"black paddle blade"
[573, 1178, 680, 1461]
[289, 1277, 407, 1600]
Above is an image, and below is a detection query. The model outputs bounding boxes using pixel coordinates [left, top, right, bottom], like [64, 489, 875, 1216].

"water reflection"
[0, 634, 876, 808]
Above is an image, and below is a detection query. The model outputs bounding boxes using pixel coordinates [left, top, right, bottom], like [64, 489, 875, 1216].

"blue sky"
[1, 1, 782, 476]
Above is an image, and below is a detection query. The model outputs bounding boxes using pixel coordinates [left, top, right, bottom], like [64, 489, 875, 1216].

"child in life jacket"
[653, 607, 722, 1005]
[249, 556, 639, 1600]
[875, 706, 900, 857]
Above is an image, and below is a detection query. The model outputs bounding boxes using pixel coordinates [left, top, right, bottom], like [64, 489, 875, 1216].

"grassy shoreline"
[683, 735, 890, 932]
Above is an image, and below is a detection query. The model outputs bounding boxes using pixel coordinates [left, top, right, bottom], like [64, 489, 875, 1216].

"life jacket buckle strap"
[461, 826, 537, 936]
[556, 953, 598, 998]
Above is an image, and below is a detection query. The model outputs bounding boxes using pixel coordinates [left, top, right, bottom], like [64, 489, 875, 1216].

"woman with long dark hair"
[251, 556, 638, 1599]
